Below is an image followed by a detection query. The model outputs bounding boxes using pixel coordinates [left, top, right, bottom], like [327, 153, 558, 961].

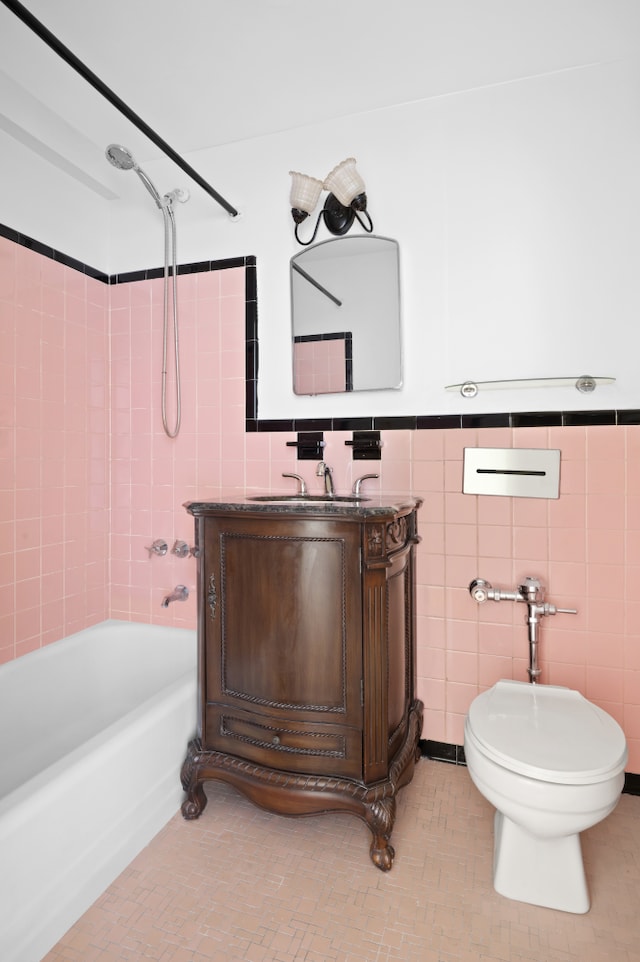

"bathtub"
[0, 619, 197, 962]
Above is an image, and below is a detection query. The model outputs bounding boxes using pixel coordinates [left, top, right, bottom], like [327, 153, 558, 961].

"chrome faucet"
[162, 585, 189, 608]
[316, 461, 335, 496]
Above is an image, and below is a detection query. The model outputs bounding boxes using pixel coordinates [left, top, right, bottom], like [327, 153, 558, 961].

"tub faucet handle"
[171, 540, 191, 558]
[146, 539, 168, 557]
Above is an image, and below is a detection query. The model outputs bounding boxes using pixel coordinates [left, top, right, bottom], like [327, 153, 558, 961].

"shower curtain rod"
[2, 0, 240, 218]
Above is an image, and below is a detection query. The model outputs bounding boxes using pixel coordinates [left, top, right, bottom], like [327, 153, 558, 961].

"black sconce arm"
[294, 193, 374, 246]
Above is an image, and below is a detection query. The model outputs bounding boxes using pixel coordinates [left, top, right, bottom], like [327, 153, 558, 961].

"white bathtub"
[0, 619, 197, 962]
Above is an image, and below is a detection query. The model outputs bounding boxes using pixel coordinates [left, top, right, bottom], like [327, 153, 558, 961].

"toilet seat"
[467, 680, 627, 785]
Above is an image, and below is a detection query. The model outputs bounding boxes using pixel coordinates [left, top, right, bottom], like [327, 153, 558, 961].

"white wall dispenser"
[463, 448, 561, 499]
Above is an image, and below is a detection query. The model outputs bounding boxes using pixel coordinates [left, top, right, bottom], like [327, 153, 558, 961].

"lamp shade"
[289, 171, 324, 216]
[323, 158, 366, 208]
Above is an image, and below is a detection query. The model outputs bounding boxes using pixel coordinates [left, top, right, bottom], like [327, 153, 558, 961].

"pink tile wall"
[109, 267, 249, 624]
[0, 237, 109, 663]
[410, 422, 640, 773]
[4, 239, 639, 774]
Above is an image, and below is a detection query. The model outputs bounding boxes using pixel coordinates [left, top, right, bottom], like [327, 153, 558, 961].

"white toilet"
[464, 679, 627, 913]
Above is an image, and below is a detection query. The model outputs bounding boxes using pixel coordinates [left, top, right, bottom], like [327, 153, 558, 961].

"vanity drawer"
[204, 704, 362, 779]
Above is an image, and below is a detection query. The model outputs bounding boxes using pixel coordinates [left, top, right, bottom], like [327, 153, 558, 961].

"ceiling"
[1, 0, 638, 206]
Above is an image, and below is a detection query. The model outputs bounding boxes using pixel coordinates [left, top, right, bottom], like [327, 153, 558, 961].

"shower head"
[105, 144, 137, 171]
[105, 143, 163, 209]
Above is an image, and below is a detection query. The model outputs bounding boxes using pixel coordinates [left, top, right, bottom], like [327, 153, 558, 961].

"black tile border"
[420, 739, 466, 766]
[248, 409, 640, 433]
[113, 254, 251, 285]
[4, 223, 640, 434]
[417, 414, 462, 430]
[0, 222, 251, 286]
[461, 412, 511, 429]
[420, 739, 639, 794]
[625, 772, 640, 795]
[617, 410, 640, 425]
[1, 222, 110, 282]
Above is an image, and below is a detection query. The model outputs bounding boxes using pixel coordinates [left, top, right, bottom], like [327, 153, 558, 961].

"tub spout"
[162, 585, 189, 607]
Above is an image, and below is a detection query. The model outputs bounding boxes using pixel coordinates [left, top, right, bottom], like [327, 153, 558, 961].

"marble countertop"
[184, 492, 422, 518]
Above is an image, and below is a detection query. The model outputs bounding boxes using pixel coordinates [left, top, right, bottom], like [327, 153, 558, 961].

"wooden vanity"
[180, 494, 423, 870]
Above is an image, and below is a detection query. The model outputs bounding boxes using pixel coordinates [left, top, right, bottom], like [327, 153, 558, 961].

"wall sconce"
[289, 158, 374, 246]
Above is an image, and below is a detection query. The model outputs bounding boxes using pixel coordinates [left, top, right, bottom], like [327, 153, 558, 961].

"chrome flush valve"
[469, 578, 521, 603]
[469, 576, 577, 683]
[519, 577, 544, 604]
[469, 576, 577, 615]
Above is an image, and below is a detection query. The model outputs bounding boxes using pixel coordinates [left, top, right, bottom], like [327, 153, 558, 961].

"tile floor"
[44, 760, 640, 962]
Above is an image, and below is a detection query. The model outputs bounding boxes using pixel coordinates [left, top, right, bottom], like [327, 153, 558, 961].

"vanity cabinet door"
[201, 514, 363, 778]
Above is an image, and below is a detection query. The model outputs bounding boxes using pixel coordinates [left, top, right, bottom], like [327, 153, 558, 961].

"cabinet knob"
[272, 734, 281, 745]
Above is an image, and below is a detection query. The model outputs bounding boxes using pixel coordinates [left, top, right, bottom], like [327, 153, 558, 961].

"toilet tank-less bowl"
[464, 718, 625, 838]
[464, 680, 627, 913]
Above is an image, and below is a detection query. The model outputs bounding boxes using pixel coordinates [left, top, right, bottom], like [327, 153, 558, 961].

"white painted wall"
[137, 59, 640, 420]
[1, 6, 639, 421]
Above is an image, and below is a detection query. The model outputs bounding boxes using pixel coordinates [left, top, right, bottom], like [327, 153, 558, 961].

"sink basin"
[248, 494, 369, 504]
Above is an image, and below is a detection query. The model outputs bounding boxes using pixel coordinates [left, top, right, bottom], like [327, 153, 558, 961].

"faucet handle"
[352, 473, 379, 496]
[546, 605, 578, 616]
[282, 472, 307, 495]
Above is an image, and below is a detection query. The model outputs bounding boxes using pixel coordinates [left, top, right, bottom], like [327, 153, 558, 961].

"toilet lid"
[467, 680, 628, 784]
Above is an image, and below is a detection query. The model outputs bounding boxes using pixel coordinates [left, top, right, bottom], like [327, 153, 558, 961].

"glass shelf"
[444, 375, 616, 398]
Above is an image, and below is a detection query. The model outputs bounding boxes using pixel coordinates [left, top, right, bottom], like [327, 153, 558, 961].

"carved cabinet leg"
[180, 738, 208, 820]
[365, 796, 397, 871]
[181, 781, 207, 820]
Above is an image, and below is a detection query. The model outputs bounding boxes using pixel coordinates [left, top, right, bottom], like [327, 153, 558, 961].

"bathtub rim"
[0, 618, 196, 823]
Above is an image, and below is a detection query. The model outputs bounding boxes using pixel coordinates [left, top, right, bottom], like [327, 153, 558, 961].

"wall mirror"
[290, 236, 402, 395]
